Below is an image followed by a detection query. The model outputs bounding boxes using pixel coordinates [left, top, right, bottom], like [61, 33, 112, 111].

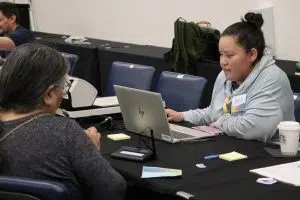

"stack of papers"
[250, 161, 300, 186]
[141, 166, 182, 178]
[107, 133, 131, 141]
[219, 151, 248, 161]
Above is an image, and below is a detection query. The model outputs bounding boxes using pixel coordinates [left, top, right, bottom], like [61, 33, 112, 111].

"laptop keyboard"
[171, 130, 195, 139]
[169, 124, 196, 139]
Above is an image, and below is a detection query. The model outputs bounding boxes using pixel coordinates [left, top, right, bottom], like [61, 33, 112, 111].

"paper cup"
[277, 121, 300, 156]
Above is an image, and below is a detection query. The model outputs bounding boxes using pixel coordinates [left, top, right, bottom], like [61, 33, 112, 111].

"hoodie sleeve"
[182, 107, 212, 125]
[181, 72, 225, 125]
[214, 76, 284, 142]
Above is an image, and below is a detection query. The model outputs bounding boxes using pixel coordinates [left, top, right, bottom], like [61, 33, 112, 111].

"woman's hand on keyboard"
[165, 109, 184, 122]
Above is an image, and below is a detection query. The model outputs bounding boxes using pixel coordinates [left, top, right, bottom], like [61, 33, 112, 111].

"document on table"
[141, 166, 182, 178]
[93, 96, 119, 107]
[250, 161, 300, 186]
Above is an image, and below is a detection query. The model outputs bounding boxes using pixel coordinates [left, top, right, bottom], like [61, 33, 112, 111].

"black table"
[99, 122, 300, 200]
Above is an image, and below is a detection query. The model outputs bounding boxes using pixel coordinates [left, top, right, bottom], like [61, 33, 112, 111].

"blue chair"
[0, 176, 69, 200]
[105, 61, 155, 96]
[294, 93, 300, 122]
[156, 71, 207, 111]
[60, 52, 79, 75]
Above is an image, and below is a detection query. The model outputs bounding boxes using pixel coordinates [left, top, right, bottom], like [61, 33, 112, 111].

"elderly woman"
[0, 43, 126, 200]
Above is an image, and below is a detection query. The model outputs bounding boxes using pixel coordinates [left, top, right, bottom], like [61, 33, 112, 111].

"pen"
[204, 154, 218, 160]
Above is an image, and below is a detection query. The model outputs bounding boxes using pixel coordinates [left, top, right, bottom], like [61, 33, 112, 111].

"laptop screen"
[114, 85, 171, 141]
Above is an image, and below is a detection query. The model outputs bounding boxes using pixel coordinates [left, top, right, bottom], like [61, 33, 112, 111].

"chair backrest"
[105, 61, 155, 96]
[156, 71, 207, 111]
[60, 52, 79, 75]
[294, 93, 300, 122]
[196, 61, 221, 108]
[0, 176, 69, 200]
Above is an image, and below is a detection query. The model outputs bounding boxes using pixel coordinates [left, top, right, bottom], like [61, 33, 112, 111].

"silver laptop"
[114, 85, 215, 143]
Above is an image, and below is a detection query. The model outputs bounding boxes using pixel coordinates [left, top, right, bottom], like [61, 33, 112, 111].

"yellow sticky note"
[219, 151, 247, 161]
[107, 133, 131, 141]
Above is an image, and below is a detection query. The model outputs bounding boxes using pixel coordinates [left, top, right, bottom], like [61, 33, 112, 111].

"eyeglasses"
[63, 79, 71, 95]
[55, 76, 71, 95]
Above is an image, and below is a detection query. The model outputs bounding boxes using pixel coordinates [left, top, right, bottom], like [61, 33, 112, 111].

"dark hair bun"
[244, 12, 264, 29]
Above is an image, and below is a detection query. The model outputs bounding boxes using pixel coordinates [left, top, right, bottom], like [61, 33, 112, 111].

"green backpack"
[165, 18, 220, 75]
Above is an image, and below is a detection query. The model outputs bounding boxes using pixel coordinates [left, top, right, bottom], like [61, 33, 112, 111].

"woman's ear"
[43, 85, 56, 107]
[247, 48, 258, 63]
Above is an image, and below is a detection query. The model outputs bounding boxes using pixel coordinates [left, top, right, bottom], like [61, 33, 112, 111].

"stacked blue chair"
[294, 93, 300, 122]
[105, 61, 155, 96]
[60, 52, 79, 75]
[0, 176, 69, 200]
[156, 71, 207, 111]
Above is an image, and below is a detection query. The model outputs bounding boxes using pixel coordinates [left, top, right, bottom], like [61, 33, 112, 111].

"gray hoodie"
[183, 49, 294, 142]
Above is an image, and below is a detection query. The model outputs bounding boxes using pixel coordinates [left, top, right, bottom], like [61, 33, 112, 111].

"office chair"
[0, 176, 69, 200]
[60, 52, 79, 75]
[294, 93, 300, 122]
[156, 71, 207, 111]
[105, 61, 155, 96]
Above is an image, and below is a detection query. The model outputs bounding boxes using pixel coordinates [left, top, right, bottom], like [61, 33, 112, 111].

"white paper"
[250, 161, 300, 186]
[93, 96, 119, 107]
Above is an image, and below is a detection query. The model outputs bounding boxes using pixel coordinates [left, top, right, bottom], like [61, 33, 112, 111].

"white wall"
[32, 0, 300, 61]
[260, 0, 300, 60]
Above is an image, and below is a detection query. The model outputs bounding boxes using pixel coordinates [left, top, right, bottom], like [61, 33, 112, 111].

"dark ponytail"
[221, 12, 265, 64]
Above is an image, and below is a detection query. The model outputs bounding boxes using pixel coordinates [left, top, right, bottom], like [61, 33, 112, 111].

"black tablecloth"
[99, 122, 300, 200]
[289, 75, 300, 93]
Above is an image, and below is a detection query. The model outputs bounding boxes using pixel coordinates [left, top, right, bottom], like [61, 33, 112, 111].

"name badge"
[231, 94, 247, 113]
